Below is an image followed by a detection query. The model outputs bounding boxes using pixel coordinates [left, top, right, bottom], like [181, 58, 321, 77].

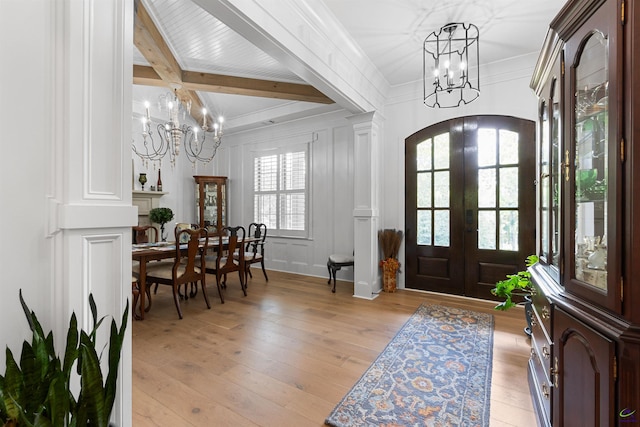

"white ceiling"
[134, 0, 566, 130]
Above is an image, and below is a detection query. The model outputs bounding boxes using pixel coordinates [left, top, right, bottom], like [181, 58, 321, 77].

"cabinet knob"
[542, 345, 550, 360]
[550, 356, 560, 388]
[541, 305, 550, 319]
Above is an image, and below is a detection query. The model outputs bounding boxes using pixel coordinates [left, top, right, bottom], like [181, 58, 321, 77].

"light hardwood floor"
[132, 270, 535, 426]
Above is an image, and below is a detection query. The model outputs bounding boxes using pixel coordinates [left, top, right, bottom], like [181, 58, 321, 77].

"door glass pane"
[478, 169, 496, 208]
[478, 129, 497, 167]
[499, 130, 519, 164]
[417, 210, 432, 245]
[500, 210, 519, 251]
[417, 138, 432, 171]
[433, 133, 450, 169]
[434, 171, 449, 207]
[574, 31, 608, 291]
[417, 172, 432, 208]
[478, 211, 496, 249]
[434, 210, 450, 247]
[499, 167, 519, 208]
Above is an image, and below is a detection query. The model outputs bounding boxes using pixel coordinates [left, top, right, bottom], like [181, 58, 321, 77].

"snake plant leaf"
[3, 348, 23, 420]
[19, 290, 36, 335]
[18, 340, 42, 417]
[33, 412, 54, 427]
[46, 374, 69, 427]
[78, 331, 108, 427]
[0, 372, 6, 419]
[104, 300, 129, 417]
[63, 313, 79, 381]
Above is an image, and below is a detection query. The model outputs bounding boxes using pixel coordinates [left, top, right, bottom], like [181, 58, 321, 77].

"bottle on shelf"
[157, 169, 162, 192]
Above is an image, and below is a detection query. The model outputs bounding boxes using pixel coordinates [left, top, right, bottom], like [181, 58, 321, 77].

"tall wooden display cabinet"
[529, 0, 640, 425]
[194, 175, 227, 236]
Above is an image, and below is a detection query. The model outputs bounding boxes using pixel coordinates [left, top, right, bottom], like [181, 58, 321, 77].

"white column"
[55, 0, 136, 425]
[349, 112, 382, 299]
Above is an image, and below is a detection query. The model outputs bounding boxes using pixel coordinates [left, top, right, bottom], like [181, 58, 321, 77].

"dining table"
[132, 235, 258, 320]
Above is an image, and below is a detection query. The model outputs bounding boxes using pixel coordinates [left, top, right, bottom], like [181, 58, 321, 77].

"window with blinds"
[254, 150, 307, 236]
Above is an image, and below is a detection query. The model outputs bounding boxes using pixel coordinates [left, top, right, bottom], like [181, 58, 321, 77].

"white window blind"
[254, 149, 307, 236]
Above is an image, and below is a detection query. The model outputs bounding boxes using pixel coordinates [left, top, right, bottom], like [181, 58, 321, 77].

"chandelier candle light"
[423, 22, 480, 108]
[132, 90, 224, 168]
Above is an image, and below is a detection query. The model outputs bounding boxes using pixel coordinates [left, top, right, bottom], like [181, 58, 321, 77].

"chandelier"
[132, 90, 224, 168]
[423, 22, 480, 108]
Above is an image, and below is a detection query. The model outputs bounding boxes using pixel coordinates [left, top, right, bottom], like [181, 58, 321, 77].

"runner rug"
[325, 303, 494, 427]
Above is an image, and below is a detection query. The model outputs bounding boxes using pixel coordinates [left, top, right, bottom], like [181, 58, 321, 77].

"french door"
[405, 115, 536, 299]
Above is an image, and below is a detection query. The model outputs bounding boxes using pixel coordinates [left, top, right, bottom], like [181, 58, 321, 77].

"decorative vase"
[138, 173, 147, 191]
[381, 258, 400, 292]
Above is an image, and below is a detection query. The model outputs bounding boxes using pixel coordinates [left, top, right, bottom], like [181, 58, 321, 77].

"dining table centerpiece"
[378, 229, 403, 292]
[148, 207, 174, 241]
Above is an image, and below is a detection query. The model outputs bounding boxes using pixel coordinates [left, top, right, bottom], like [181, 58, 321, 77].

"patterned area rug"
[325, 304, 494, 427]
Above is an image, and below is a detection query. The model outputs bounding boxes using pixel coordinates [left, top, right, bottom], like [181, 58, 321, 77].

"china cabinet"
[194, 176, 227, 235]
[530, 0, 640, 425]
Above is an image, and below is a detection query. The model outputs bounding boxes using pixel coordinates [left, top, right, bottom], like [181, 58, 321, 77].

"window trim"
[252, 143, 309, 238]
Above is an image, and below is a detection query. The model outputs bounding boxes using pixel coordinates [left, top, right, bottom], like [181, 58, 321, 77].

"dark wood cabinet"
[530, 0, 640, 425]
[194, 175, 227, 236]
[553, 308, 615, 427]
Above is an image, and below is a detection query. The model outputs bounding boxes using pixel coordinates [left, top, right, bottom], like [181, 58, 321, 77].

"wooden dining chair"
[132, 225, 159, 244]
[144, 227, 210, 319]
[205, 226, 246, 302]
[237, 222, 268, 284]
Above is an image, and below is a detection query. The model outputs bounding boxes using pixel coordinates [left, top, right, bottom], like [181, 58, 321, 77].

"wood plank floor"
[132, 270, 535, 426]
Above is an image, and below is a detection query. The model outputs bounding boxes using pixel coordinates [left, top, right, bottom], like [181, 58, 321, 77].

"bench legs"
[327, 259, 354, 293]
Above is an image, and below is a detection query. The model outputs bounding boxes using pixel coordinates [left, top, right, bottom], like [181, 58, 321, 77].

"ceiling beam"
[133, 0, 334, 124]
[133, 65, 333, 104]
[134, 0, 210, 124]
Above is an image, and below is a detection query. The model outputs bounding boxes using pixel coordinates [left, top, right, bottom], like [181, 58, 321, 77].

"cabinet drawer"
[531, 313, 552, 383]
[529, 349, 552, 421]
[532, 284, 552, 335]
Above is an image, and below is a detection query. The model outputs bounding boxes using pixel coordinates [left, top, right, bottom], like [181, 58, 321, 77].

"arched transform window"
[405, 115, 536, 299]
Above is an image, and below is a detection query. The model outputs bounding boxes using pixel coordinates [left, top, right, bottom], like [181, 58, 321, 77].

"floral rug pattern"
[325, 304, 494, 427]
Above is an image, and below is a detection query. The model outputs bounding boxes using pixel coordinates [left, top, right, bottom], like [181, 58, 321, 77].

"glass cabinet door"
[539, 100, 551, 262]
[203, 181, 219, 227]
[194, 176, 228, 236]
[551, 79, 561, 276]
[573, 32, 608, 291]
[565, 2, 621, 312]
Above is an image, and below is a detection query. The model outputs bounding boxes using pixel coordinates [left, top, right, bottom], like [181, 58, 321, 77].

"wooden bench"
[327, 254, 354, 293]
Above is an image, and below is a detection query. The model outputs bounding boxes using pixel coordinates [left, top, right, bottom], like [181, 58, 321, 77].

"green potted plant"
[0, 290, 128, 427]
[491, 254, 539, 336]
[148, 207, 174, 242]
[491, 254, 539, 310]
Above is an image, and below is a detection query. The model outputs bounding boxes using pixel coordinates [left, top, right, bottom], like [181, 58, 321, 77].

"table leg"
[139, 256, 147, 320]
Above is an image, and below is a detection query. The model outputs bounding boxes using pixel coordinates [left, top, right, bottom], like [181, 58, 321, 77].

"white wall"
[0, 0, 55, 364]
[214, 110, 356, 283]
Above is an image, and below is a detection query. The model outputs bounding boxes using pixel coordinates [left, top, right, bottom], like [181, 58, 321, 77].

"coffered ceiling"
[133, 0, 565, 132]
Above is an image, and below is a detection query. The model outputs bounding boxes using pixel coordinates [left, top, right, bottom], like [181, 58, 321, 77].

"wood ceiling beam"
[133, 0, 334, 121]
[134, 1, 209, 124]
[133, 65, 333, 105]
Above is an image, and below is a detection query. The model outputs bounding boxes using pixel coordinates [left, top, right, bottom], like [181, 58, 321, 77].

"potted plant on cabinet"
[148, 207, 174, 242]
[491, 254, 539, 336]
[0, 290, 128, 427]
